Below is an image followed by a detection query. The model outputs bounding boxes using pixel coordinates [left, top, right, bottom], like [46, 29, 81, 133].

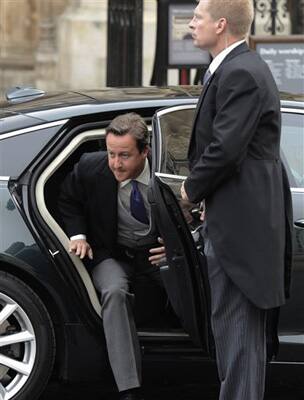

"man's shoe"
[119, 388, 144, 400]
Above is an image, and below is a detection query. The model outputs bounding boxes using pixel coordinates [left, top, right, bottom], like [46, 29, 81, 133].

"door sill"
[138, 329, 189, 338]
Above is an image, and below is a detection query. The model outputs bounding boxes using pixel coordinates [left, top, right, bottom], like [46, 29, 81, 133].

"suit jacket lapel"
[192, 74, 215, 130]
[191, 42, 250, 133]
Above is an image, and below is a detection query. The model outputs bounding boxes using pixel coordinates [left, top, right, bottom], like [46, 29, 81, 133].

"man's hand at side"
[181, 181, 189, 201]
[69, 239, 93, 260]
[149, 237, 166, 265]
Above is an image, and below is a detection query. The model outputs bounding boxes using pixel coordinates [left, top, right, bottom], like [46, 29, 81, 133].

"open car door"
[149, 105, 213, 354]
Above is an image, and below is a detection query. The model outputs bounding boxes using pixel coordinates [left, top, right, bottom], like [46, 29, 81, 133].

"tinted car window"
[280, 112, 304, 188]
[159, 108, 195, 176]
[0, 125, 62, 177]
[160, 108, 304, 189]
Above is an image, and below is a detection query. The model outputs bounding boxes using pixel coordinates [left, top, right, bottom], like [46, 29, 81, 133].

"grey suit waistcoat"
[117, 185, 157, 248]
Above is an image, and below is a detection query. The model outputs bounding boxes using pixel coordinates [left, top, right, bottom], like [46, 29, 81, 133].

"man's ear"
[142, 145, 149, 157]
[216, 18, 227, 34]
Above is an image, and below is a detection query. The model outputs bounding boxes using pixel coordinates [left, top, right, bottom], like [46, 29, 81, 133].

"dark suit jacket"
[184, 42, 293, 309]
[58, 152, 119, 266]
[58, 151, 158, 268]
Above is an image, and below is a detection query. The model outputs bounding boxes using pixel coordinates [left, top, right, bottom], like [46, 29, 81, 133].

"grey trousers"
[204, 235, 267, 400]
[91, 255, 162, 392]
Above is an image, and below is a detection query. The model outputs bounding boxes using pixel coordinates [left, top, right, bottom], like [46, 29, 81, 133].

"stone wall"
[0, 0, 69, 96]
[57, 0, 108, 90]
[0, 0, 158, 96]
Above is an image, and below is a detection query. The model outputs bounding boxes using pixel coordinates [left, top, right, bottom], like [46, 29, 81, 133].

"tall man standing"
[58, 113, 163, 400]
[181, 1, 293, 399]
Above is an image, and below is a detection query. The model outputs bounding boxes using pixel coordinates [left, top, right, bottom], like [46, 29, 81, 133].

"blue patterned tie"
[130, 180, 149, 225]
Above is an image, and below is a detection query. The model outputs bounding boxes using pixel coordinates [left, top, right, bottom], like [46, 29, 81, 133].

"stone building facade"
[0, 0, 157, 96]
[0, 0, 298, 97]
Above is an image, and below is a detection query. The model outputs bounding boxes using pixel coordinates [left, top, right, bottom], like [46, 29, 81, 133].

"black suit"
[59, 151, 120, 265]
[58, 151, 162, 392]
[184, 42, 293, 399]
[185, 42, 292, 309]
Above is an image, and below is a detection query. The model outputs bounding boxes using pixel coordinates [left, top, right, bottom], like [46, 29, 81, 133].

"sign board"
[249, 35, 304, 94]
[168, 4, 210, 67]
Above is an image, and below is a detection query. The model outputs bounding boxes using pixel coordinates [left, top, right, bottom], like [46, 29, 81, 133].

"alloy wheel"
[0, 292, 36, 400]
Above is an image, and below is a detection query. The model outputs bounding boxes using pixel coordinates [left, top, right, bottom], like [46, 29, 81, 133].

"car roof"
[0, 87, 204, 134]
[0, 87, 303, 135]
[0, 87, 201, 113]
[2, 86, 303, 112]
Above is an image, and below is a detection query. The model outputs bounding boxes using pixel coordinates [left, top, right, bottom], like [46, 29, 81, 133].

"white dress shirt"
[208, 39, 246, 75]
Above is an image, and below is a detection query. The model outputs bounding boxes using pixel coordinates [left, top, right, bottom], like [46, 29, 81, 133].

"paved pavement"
[39, 381, 304, 400]
[40, 370, 304, 400]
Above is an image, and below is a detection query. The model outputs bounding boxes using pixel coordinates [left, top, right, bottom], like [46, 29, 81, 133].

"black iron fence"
[107, 0, 143, 86]
[252, 0, 304, 35]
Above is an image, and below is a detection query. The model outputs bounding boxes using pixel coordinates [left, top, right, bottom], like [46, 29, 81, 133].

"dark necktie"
[130, 180, 149, 225]
[202, 68, 212, 85]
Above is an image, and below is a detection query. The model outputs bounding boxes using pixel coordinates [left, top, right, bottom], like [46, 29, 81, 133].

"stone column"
[57, 0, 108, 90]
[35, 0, 58, 90]
[143, 0, 157, 86]
[0, 0, 38, 96]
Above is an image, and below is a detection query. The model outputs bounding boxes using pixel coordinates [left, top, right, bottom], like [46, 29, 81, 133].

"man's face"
[189, 1, 218, 50]
[106, 132, 148, 182]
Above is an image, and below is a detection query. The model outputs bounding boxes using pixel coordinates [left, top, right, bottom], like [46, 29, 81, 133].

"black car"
[0, 87, 303, 400]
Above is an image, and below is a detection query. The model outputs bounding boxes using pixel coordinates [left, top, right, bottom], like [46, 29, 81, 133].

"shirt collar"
[208, 39, 246, 75]
[120, 158, 150, 188]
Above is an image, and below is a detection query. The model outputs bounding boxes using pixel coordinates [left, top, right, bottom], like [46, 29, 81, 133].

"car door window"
[152, 105, 199, 233]
[155, 105, 196, 179]
[155, 107, 304, 190]
[281, 112, 304, 188]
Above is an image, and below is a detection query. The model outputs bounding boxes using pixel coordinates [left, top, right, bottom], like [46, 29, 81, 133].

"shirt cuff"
[70, 234, 86, 241]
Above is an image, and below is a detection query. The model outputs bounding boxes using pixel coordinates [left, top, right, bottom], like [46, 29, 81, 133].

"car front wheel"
[0, 271, 55, 400]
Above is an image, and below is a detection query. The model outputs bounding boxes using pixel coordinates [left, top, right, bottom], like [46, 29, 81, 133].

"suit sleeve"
[184, 68, 263, 203]
[58, 156, 88, 237]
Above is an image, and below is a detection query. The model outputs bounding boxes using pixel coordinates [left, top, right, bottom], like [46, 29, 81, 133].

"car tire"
[0, 271, 56, 400]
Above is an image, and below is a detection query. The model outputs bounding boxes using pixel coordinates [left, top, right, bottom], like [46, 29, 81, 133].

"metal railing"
[251, 0, 304, 35]
[107, 0, 143, 86]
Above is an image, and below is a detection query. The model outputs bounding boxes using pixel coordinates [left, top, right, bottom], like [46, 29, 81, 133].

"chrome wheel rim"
[0, 292, 36, 400]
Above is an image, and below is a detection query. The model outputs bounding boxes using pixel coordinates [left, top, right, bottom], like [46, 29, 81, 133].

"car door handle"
[294, 219, 304, 228]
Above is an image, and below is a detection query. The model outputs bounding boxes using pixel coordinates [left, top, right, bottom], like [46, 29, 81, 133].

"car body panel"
[0, 178, 110, 381]
[148, 175, 212, 351]
[0, 180, 92, 324]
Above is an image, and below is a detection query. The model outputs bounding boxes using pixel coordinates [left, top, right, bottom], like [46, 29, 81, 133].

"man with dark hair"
[58, 112, 163, 400]
[181, 1, 293, 399]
